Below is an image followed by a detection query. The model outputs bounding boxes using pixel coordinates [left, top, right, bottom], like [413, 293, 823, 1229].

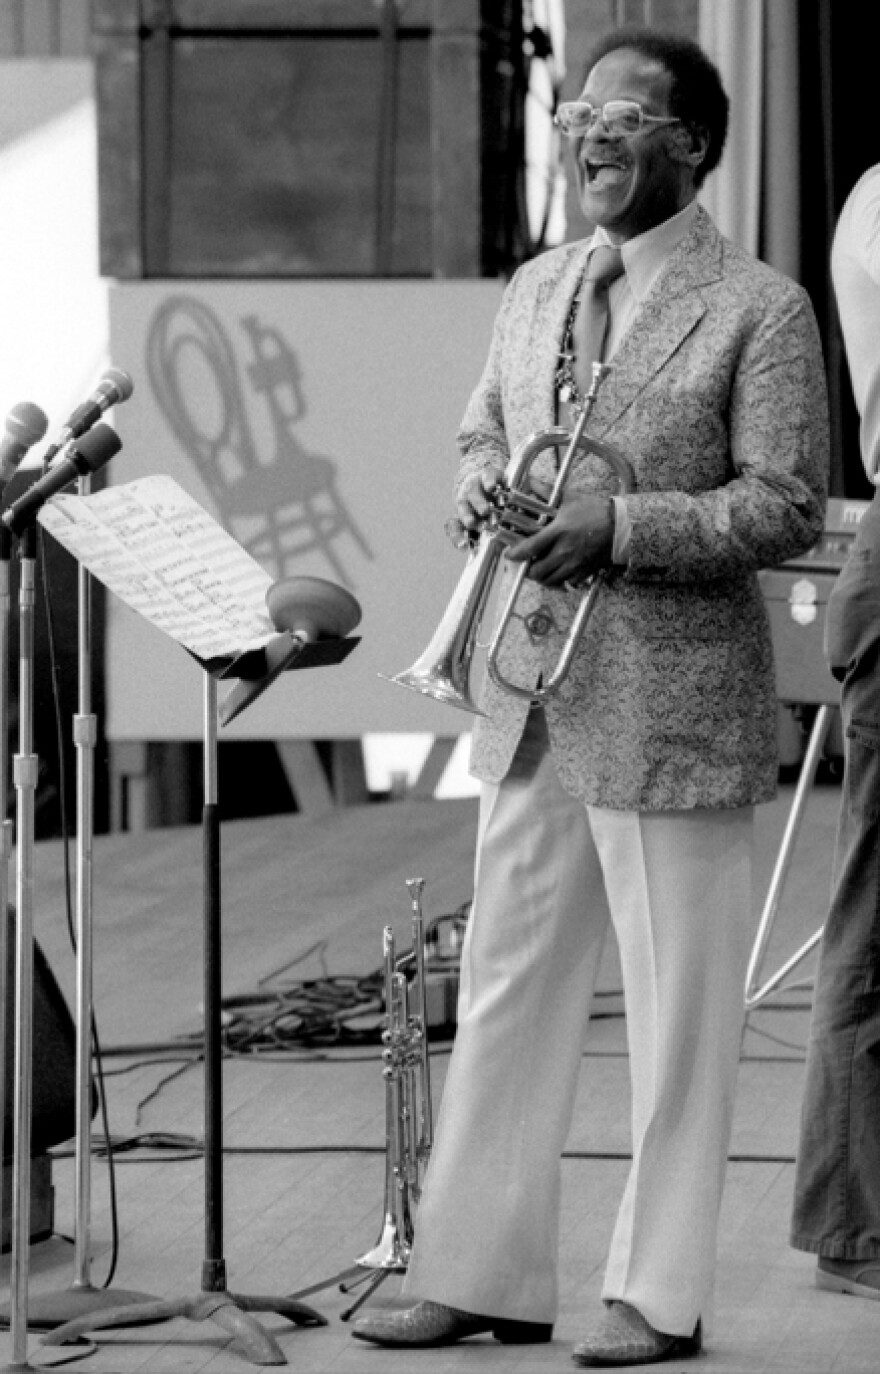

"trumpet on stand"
[288, 878, 434, 1320]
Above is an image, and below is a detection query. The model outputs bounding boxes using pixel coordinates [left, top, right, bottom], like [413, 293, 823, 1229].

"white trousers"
[401, 712, 756, 1336]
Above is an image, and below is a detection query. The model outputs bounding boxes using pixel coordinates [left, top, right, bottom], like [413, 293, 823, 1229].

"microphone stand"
[0, 520, 13, 1269]
[20, 471, 157, 1327]
[1, 523, 40, 1371]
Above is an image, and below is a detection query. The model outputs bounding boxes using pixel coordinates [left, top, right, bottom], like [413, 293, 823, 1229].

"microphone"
[3, 423, 122, 536]
[42, 367, 134, 464]
[0, 401, 49, 485]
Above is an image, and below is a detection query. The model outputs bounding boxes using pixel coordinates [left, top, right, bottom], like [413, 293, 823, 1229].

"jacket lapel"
[523, 207, 725, 441]
[531, 241, 592, 431]
[589, 207, 725, 437]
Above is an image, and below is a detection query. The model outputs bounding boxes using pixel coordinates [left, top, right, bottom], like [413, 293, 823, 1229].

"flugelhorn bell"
[384, 362, 635, 716]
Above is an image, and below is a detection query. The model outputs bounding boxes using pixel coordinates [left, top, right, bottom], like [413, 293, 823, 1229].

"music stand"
[42, 577, 360, 1366]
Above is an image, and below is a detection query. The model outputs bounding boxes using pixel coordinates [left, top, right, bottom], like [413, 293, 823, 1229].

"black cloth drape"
[789, 1, 875, 497]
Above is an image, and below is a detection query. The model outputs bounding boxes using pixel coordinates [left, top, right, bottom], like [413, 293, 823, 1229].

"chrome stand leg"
[745, 704, 834, 1010]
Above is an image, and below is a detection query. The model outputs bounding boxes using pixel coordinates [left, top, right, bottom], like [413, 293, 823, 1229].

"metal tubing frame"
[744, 704, 835, 1011]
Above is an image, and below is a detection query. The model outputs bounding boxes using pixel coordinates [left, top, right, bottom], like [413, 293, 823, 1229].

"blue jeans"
[791, 493, 880, 1258]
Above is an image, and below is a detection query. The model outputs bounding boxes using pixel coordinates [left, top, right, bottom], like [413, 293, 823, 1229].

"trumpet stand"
[287, 878, 433, 1321]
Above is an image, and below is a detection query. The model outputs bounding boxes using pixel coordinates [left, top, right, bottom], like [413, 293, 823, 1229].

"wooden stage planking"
[1, 780, 880, 1373]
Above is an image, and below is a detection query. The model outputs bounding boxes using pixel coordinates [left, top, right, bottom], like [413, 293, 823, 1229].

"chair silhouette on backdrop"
[146, 294, 373, 585]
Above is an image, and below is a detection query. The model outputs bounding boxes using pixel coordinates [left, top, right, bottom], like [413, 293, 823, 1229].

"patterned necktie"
[572, 245, 625, 397]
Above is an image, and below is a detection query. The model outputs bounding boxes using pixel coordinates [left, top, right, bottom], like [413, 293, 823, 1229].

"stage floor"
[2, 781, 879, 1373]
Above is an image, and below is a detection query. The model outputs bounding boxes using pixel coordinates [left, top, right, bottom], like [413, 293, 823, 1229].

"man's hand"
[454, 467, 505, 534]
[505, 490, 615, 587]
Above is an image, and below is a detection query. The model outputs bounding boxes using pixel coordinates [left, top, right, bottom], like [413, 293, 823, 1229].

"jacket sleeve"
[619, 286, 830, 583]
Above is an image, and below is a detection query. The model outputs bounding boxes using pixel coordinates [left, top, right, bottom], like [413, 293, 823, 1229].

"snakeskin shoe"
[571, 1302, 702, 1367]
[351, 1300, 553, 1347]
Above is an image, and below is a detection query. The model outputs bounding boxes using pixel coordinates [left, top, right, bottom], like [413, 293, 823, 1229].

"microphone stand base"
[37, 1289, 326, 1367]
[0, 1283, 159, 1331]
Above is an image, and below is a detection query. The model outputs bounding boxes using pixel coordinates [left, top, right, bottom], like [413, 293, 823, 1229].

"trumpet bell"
[380, 662, 486, 717]
[381, 532, 503, 715]
[355, 1215, 411, 1271]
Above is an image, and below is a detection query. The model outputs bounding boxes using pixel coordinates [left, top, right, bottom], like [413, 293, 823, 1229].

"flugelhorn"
[385, 362, 635, 715]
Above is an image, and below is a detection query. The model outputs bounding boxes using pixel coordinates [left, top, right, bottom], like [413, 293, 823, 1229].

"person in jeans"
[791, 164, 880, 1298]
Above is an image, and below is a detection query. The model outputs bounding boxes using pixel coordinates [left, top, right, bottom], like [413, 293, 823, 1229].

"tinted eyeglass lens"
[556, 100, 646, 136]
[604, 101, 643, 135]
[557, 102, 598, 135]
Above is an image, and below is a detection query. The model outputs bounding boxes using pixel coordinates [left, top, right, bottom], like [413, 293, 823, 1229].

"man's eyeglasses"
[554, 100, 681, 139]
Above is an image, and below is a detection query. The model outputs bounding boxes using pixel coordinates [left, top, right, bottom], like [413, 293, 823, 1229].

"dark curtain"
[480, 0, 530, 275]
[792, 1, 875, 498]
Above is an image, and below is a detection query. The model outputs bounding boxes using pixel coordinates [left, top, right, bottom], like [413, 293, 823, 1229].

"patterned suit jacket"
[460, 207, 829, 810]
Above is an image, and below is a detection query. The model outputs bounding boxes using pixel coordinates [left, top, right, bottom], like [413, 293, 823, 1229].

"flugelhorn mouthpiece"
[583, 361, 612, 404]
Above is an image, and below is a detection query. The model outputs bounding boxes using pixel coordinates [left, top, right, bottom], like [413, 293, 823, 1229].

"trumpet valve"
[495, 488, 554, 539]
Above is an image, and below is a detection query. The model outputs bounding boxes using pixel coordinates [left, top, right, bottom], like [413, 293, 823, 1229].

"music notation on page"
[37, 475, 276, 659]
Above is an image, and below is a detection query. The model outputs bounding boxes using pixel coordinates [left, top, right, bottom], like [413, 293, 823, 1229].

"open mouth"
[585, 158, 629, 188]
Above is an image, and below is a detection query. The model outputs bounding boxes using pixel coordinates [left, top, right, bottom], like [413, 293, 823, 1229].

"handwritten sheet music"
[38, 475, 275, 659]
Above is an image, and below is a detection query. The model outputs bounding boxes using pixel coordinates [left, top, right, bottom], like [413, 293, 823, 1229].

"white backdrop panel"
[105, 280, 504, 739]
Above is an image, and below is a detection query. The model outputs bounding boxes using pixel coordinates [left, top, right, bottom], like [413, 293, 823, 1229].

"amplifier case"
[759, 496, 871, 707]
[759, 568, 840, 706]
